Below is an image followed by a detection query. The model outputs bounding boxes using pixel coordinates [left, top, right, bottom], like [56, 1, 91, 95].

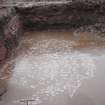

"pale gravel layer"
[0, 38, 95, 105]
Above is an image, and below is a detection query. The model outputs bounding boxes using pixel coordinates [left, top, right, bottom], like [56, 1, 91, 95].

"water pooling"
[0, 31, 105, 105]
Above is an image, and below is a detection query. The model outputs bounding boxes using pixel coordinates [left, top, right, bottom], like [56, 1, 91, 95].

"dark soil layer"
[15, 1, 105, 30]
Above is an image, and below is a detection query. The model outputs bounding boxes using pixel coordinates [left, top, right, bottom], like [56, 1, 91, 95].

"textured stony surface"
[13, 0, 105, 30]
[0, 7, 22, 65]
[0, 31, 97, 105]
[0, 0, 105, 98]
[1, 0, 105, 30]
[1, 1, 105, 62]
[0, 7, 22, 96]
[1, 31, 105, 105]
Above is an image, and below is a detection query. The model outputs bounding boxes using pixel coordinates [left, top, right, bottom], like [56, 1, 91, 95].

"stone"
[0, 7, 22, 64]
[0, 6, 22, 96]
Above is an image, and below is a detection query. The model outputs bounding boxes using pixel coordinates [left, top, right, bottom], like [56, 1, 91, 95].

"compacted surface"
[0, 30, 105, 105]
[0, 0, 105, 104]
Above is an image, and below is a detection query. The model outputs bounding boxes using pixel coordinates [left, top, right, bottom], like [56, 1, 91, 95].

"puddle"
[0, 30, 105, 105]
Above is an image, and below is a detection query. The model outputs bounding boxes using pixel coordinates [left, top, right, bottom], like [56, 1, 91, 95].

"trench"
[0, 30, 105, 105]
